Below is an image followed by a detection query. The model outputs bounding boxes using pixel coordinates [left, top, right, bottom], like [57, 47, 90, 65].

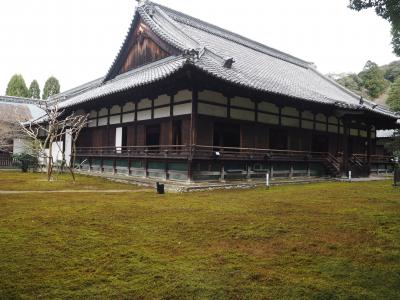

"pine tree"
[42, 76, 60, 100]
[5, 74, 29, 98]
[28, 80, 41, 99]
[387, 76, 400, 112]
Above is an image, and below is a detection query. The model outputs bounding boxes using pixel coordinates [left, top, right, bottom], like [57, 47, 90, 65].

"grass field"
[0, 171, 399, 299]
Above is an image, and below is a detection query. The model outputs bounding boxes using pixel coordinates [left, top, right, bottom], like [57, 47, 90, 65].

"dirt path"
[0, 189, 151, 194]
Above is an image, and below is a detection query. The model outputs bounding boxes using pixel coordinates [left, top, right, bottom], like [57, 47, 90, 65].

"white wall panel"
[302, 120, 314, 130]
[230, 108, 255, 121]
[154, 94, 170, 106]
[281, 117, 299, 127]
[173, 103, 192, 116]
[198, 90, 227, 105]
[137, 110, 152, 121]
[123, 102, 135, 112]
[109, 115, 121, 125]
[175, 90, 192, 103]
[198, 103, 227, 118]
[122, 113, 135, 123]
[258, 112, 279, 125]
[154, 106, 170, 119]
[98, 108, 108, 117]
[259, 102, 279, 113]
[110, 105, 121, 115]
[231, 96, 254, 109]
[282, 106, 299, 117]
[98, 117, 108, 126]
[138, 98, 152, 109]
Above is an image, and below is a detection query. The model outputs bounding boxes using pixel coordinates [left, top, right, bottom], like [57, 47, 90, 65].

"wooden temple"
[52, 1, 399, 182]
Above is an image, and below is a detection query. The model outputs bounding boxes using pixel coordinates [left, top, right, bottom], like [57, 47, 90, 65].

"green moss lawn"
[0, 171, 399, 299]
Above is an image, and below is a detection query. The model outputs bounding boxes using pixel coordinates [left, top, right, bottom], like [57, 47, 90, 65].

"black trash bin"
[156, 182, 165, 194]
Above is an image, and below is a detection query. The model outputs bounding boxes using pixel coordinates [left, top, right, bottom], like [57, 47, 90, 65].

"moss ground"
[0, 171, 399, 299]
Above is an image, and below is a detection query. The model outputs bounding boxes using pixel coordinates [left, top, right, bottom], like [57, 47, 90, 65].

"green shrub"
[12, 153, 39, 173]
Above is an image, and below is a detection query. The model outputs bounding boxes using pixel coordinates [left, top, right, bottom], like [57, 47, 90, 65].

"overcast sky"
[0, 0, 398, 94]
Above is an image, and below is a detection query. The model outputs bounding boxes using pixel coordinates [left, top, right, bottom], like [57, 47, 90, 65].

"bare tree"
[20, 101, 88, 181]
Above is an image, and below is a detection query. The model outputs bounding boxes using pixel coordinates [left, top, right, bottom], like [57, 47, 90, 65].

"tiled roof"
[59, 56, 186, 108]
[0, 96, 46, 120]
[56, 1, 399, 122]
[0, 103, 32, 123]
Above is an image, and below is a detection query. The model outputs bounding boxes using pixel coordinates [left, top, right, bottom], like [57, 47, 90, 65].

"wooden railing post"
[246, 163, 251, 180]
[220, 163, 225, 182]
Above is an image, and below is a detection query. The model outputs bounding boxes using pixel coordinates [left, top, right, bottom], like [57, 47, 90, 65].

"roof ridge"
[152, 5, 201, 50]
[49, 77, 104, 102]
[150, 1, 311, 69]
[0, 95, 44, 105]
[137, 6, 187, 51]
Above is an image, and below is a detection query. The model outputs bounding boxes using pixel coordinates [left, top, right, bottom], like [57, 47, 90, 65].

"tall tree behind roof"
[42, 77, 60, 100]
[28, 80, 40, 99]
[349, 0, 400, 56]
[387, 76, 400, 112]
[359, 60, 389, 98]
[5, 74, 29, 98]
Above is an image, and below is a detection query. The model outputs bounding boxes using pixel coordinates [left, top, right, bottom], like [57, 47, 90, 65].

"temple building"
[48, 1, 398, 182]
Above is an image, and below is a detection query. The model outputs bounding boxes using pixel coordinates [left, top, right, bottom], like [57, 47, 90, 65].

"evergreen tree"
[384, 61, 400, 82]
[359, 61, 388, 98]
[28, 80, 41, 99]
[42, 76, 60, 100]
[5, 74, 29, 98]
[387, 76, 400, 112]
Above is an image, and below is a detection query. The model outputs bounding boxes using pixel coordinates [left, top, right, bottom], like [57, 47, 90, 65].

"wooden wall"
[119, 22, 170, 75]
[78, 127, 115, 148]
[197, 118, 214, 146]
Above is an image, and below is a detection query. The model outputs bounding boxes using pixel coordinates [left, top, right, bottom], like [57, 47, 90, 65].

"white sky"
[0, 0, 398, 94]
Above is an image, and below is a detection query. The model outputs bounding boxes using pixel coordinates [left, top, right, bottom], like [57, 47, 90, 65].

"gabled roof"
[58, 1, 399, 122]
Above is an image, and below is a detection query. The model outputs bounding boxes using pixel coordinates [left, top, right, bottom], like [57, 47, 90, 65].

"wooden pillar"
[220, 162, 225, 182]
[134, 102, 138, 146]
[246, 163, 251, 180]
[187, 160, 193, 183]
[187, 85, 198, 184]
[165, 160, 169, 181]
[342, 119, 349, 172]
[289, 162, 294, 178]
[144, 157, 148, 178]
[367, 125, 372, 173]
[190, 88, 198, 146]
